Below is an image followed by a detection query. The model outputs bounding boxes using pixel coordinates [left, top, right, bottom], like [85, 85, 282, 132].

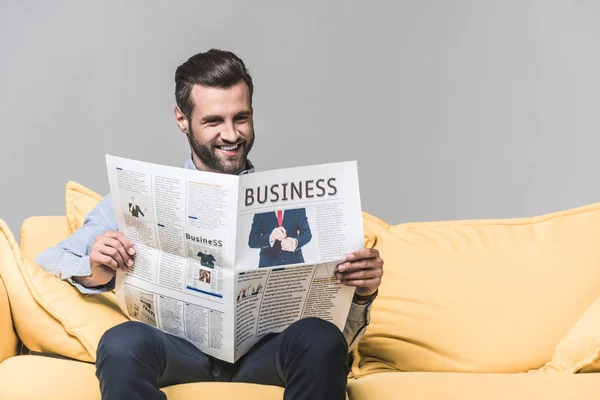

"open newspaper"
[106, 155, 364, 363]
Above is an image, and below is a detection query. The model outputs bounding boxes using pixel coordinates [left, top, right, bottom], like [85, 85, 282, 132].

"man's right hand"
[269, 227, 287, 246]
[75, 231, 135, 288]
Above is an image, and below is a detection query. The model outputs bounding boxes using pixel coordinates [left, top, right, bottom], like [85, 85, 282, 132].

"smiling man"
[174, 56, 255, 174]
[35, 49, 384, 400]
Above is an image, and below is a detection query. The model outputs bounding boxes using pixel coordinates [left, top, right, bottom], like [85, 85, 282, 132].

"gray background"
[1, 0, 599, 235]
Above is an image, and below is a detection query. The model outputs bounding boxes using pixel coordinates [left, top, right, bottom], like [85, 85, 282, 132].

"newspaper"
[106, 155, 364, 363]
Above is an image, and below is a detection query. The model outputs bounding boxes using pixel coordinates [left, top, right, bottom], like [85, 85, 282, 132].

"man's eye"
[235, 116, 248, 123]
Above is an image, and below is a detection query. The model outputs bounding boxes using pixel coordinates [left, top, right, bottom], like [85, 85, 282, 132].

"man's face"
[175, 81, 254, 175]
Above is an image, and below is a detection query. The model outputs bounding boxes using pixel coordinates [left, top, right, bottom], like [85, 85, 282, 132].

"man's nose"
[221, 121, 240, 142]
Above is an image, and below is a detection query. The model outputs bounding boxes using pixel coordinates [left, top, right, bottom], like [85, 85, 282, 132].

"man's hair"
[175, 49, 254, 120]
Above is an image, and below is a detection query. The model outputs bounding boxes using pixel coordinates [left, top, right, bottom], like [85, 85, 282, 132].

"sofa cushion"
[0, 265, 19, 363]
[162, 383, 284, 399]
[20, 215, 72, 260]
[65, 181, 103, 233]
[352, 204, 600, 376]
[532, 294, 600, 373]
[9, 183, 127, 363]
[19, 254, 127, 362]
[0, 219, 91, 360]
[346, 370, 600, 400]
[0, 355, 99, 399]
[1, 216, 128, 363]
[0, 355, 287, 400]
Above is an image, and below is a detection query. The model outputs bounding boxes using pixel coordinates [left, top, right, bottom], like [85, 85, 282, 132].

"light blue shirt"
[35, 154, 371, 349]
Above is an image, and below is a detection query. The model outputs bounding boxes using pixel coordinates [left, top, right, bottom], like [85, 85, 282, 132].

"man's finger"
[96, 236, 127, 270]
[105, 237, 133, 268]
[340, 277, 382, 287]
[99, 244, 126, 270]
[116, 232, 135, 255]
[346, 248, 378, 262]
[336, 268, 381, 281]
[96, 254, 119, 271]
[106, 231, 135, 255]
[337, 259, 375, 272]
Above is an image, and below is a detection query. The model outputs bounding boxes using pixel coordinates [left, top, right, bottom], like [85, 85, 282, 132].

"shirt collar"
[184, 153, 255, 175]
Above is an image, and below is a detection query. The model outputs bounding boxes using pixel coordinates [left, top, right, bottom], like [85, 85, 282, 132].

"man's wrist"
[72, 274, 111, 289]
[353, 289, 378, 305]
[72, 275, 95, 288]
[69, 276, 116, 294]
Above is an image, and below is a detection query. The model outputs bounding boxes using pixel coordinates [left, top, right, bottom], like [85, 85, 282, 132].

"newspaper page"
[233, 162, 363, 359]
[106, 155, 364, 363]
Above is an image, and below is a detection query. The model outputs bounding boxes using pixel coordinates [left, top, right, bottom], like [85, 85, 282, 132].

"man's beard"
[187, 125, 254, 175]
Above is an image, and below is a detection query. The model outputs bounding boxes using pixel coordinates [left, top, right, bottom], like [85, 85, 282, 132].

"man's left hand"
[281, 237, 298, 252]
[336, 248, 384, 296]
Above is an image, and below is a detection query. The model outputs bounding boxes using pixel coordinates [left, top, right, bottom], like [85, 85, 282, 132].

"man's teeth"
[219, 144, 239, 151]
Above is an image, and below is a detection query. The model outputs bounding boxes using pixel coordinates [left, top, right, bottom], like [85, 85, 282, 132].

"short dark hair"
[175, 49, 254, 120]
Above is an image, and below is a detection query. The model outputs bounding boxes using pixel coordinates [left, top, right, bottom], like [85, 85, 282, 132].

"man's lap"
[97, 320, 284, 387]
[97, 317, 346, 389]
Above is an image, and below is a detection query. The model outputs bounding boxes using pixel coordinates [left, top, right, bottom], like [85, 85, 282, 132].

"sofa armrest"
[0, 276, 18, 362]
[0, 222, 20, 362]
[20, 216, 71, 260]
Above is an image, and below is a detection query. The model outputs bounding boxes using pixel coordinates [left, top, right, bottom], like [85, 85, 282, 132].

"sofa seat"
[0, 355, 285, 399]
[0, 356, 99, 400]
[346, 370, 600, 400]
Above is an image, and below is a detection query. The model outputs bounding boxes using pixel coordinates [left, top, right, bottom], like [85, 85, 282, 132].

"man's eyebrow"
[200, 115, 223, 124]
[235, 110, 252, 118]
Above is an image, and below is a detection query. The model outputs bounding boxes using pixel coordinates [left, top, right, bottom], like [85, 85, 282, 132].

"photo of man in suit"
[197, 248, 216, 269]
[248, 208, 312, 267]
[128, 197, 145, 218]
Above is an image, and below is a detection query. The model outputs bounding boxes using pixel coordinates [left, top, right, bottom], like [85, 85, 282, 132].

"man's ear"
[174, 107, 189, 134]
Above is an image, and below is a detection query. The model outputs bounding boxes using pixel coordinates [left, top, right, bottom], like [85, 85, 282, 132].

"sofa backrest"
[352, 205, 600, 377]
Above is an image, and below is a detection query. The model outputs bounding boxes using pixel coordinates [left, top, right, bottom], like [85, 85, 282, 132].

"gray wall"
[1, 0, 600, 235]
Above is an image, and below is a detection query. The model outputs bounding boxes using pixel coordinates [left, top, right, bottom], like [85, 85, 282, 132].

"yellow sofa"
[1, 183, 600, 399]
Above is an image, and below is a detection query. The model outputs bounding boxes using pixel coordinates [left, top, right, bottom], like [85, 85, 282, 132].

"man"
[248, 208, 311, 267]
[35, 49, 384, 400]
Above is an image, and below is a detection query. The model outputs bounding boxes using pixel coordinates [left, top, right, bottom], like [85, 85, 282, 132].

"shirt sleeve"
[343, 300, 373, 353]
[34, 194, 118, 294]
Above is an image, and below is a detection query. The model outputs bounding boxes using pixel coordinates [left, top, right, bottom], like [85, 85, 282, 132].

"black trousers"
[95, 317, 349, 400]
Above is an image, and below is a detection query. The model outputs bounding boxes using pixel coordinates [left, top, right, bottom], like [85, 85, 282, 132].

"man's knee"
[284, 317, 348, 356]
[97, 321, 162, 367]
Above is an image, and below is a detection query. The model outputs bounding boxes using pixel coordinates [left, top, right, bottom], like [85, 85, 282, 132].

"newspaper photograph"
[106, 154, 364, 363]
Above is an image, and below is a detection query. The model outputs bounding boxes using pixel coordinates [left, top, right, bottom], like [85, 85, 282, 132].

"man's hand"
[281, 237, 298, 252]
[336, 248, 384, 299]
[269, 227, 287, 246]
[76, 231, 135, 288]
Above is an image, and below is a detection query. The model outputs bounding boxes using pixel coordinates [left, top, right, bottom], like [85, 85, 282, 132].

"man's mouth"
[215, 143, 243, 156]
[216, 144, 240, 151]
